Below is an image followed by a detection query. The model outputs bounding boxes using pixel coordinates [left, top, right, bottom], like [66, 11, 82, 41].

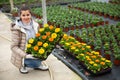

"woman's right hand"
[26, 54, 36, 59]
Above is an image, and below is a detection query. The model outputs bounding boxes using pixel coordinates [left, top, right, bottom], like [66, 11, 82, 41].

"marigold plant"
[59, 34, 112, 74]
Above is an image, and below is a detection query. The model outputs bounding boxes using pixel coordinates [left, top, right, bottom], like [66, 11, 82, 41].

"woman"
[10, 5, 48, 74]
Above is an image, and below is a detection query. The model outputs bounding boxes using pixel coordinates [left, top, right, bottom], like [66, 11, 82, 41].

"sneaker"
[34, 64, 48, 71]
[19, 67, 28, 74]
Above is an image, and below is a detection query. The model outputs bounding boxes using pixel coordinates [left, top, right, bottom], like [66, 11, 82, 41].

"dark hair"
[19, 5, 31, 15]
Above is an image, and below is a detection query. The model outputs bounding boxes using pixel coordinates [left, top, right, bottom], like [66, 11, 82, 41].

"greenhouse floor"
[0, 11, 82, 80]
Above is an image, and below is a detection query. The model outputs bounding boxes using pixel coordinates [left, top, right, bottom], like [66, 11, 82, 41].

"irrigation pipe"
[43, 61, 54, 80]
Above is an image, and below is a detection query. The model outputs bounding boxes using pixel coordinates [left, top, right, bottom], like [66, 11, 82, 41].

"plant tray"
[79, 61, 112, 75]
[63, 47, 112, 75]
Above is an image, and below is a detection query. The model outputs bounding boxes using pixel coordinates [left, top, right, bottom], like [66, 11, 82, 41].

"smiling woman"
[10, 5, 48, 74]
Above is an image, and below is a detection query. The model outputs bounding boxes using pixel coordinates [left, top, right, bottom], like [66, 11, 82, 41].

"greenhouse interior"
[0, 0, 120, 80]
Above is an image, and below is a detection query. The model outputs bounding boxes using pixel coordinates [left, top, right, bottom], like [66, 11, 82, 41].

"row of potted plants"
[68, 2, 120, 21]
[59, 34, 112, 74]
[109, 0, 120, 4]
[46, 0, 81, 5]
[32, 5, 104, 32]
[1, 0, 42, 5]
[69, 23, 120, 66]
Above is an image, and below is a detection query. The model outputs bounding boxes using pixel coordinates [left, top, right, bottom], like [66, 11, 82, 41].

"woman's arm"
[11, 28, 27, 58]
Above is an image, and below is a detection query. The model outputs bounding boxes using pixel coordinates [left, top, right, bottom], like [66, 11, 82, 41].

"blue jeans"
[24, 58, 42, 68]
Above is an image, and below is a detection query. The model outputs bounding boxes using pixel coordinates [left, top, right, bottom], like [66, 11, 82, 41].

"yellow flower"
[39, 48, 45, 54]
[28, 38, 34, 44]
[63, 35, 68, 40]
[75, 49, 79, 52]
[39, 28, 44, 32]
[101, 58, 105, 61]
[71, 46, 76, 50]
[55, 28, 60, 33]
[76, 41, 80, 44]
[105, 60, 111, 63]
[26, 44, 31, 48]
[86, 46, 91, 49]
[51, 33, 57, 39]
[63, 33, 67, 37]
[65, 43, 70, 46]
[89, 61, 94, 64]
[43, 43, 48, 48]
[91, 51, 95, 54]
[44, 24, 49, 28]
[80, 53, 84, 56]
[85, 56, 90, 59]
[93, 63, 98, 66]
[69, 36, 73, 38]
[94, 51, 100, 55]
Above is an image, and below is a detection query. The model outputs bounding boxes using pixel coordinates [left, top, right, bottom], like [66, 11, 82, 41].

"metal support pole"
[9, 0, 14, 12]
[42, 0, 47, 25]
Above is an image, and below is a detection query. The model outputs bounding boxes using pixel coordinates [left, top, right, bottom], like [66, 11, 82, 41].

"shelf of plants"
[68, 2, 120, 21]
[32, 5, 107, 32]
[109, 0, 120, 4]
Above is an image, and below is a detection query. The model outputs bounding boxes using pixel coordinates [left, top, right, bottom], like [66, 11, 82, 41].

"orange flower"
[95, 59, 100, 63]
[49, 25, 54, 30]
[88, 53, 93, 56]
[33, 46, 39, 51]
[35, 33, 40, 37]
[82, 48, 85, 50]
[91, 55, 96, 58]
[49, 37, 54, 42]
[37, 41, 43, 46]
[87, 58, 91, 61]
[86, 52, 90, 55]
[100, 62, 105, 65]
[46, 32, 51, 36]
[42, 35, 47, 40]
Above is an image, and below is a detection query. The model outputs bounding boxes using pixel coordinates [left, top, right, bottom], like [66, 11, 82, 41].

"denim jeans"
[24, 58, 42, 68]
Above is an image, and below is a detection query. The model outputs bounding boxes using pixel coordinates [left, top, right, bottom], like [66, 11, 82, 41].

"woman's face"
[20, 10, 31, 24]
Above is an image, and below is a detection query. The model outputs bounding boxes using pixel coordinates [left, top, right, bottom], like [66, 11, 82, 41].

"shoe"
[19, 67, 28, 74]
[34, 64, 48, 71]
